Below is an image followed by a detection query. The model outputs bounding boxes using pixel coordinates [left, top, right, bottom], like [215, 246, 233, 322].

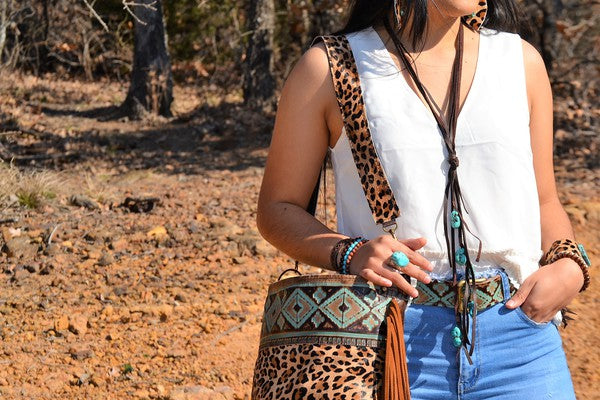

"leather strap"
[313, 35, 400, 226]
[383, 18, 482, 361]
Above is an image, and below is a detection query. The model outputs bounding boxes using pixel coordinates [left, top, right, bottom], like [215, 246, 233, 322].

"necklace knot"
[449, 154, 460, 170]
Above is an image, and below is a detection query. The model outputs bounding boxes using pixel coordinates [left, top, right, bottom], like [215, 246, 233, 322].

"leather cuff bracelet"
[541, 239, 591, 292]
[330, 237, 367, 275]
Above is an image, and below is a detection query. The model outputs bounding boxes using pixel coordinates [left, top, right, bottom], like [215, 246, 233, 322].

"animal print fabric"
[317, 35, 400, 225]
[462, 0, 488, 31]
[252, 343, 385, 400]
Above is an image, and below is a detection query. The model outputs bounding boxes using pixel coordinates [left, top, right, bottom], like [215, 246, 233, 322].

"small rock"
[113, 285, 128, 297]
[105, 330, 120, 341]
[188, 221, 201, 233]
[43, 243, 60, 256]
[171, 228, 189, 243]
[582, 201, 600, 225]
[1, 227, 18, 242]
[69, 194, 100, 210]
[54, 315, 69, 331]
[155, 384, 166, 396]
[133, 389, 150, 399]
[39, 263, 54, 275]
[97, 252, 115, 266]
[101, 305, 114, 317]
[166, 348, 188, 358]
[69, 347, 94, 360]
[208, 216, 243, 238]
[121, 197, 160, 213]
[174, 293, 187, 303]
[147, 226, 168, 238]
[110, 238, 128, 252]
[233, 256, 247, 264]
[23, 263, 40, 273]
[11, 266, 28, 281]
[4, 237, 38, 259]
[254, 239, 278, 257]
[170, 385, 221, 400]
[68, 314, 88, 335]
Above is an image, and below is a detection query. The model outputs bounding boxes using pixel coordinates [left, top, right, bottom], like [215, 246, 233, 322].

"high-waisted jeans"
[404, 270, 576, 399]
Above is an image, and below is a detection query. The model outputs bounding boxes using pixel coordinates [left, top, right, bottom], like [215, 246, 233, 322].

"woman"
[256, 0, 589, 398]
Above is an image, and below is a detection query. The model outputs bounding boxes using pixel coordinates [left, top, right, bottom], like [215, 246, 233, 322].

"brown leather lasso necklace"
[383, 17, 483, 362]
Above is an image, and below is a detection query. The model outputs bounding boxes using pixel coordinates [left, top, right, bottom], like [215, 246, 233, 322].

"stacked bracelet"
[342, 238, 368, 274]
[541, 238, 591, 292]
[330, 237, 368, 274]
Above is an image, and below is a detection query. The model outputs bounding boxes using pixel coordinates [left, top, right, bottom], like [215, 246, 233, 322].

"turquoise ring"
[390, 251, 410, 268]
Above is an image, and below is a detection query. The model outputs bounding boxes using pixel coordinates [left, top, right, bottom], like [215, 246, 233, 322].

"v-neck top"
[329, 26, 543, 288]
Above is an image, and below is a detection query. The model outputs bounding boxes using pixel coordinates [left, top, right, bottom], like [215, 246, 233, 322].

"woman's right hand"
[348, 235, 433, 298]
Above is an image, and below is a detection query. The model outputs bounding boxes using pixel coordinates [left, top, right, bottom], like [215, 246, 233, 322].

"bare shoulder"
[280, 40, 341, 146]
[520, 39, 549, 84]
[520, 38, 552, 112]
[285, 42, 331, 91]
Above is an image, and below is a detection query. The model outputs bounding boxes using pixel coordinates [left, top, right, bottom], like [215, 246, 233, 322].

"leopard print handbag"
[251, 274, 410, 400]
[251, 35, 411, 400]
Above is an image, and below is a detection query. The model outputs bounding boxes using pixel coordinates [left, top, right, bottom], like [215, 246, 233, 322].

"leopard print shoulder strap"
[314, 35, 400, 226]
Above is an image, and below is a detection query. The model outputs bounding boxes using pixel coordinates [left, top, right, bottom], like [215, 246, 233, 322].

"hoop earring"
[462, 0, 488, 32]
[393, 0, 403, 29]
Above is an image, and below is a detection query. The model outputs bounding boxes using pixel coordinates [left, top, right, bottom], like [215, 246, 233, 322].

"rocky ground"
[0, 74, 598, 399]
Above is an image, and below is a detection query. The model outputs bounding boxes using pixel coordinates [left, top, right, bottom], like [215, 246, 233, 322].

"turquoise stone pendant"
[455, 247, 467, 265]
[467, 300, 474, 316]
[450, 210, 461, 228]
[451, 325, 462, 347]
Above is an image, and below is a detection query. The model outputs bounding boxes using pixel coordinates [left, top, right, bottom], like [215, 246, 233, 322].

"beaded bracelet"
[330, 238, 356, 273]
[541, 239, 591, 292]
[345, 239, 368, 273]
[341, 238, 368, 274]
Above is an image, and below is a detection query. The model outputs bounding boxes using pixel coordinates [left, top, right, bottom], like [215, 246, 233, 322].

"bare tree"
[119, 0, 173, 119]
[84, 0, 173, 119]
[243, 0, 276, 112]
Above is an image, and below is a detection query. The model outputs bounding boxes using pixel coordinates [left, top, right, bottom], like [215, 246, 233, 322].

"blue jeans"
[404, 270, 576, 399]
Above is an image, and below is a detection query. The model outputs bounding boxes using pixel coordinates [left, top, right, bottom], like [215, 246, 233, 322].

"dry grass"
[0, 161, 63, 209]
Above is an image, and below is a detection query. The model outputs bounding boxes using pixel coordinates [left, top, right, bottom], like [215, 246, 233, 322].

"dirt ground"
[0, 74, 598, 399]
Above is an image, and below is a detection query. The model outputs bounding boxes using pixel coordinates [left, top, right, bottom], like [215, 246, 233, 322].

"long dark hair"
[336, 0, 523, 48]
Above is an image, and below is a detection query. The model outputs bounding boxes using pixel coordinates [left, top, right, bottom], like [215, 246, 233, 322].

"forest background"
[0, 0, 598, 399]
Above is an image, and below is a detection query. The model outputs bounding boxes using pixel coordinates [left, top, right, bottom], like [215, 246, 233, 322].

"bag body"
[251, 274, 408, 399]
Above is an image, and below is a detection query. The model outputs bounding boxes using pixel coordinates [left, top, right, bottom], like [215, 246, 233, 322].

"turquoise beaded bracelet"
[341, 238, 367, 274]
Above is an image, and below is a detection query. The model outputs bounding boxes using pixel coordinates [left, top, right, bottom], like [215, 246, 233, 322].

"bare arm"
[256, 43, 345, 269]
[505, 40, 584, 318]
[256, 43, 432, 296]
[523, 41, 576, 252]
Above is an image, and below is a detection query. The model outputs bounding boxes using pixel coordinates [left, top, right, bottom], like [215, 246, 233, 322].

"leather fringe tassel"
[383, 299, 411, 400]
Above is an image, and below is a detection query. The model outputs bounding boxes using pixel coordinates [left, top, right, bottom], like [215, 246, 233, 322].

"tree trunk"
[535, 0, 563, 73]
[0, 0, 10, 62]
[120, 0, 173, 119]
[243, 0, 276, 112]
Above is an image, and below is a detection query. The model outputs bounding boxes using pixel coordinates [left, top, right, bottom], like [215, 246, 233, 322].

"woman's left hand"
[505, 258, 584, 323]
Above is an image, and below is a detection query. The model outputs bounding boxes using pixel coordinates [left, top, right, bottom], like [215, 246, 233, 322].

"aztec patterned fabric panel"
[258, 275, 406, 348]
[252, 343, 384, 400]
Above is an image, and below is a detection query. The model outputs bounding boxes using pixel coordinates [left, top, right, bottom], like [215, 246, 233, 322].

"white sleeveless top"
[330, 27, 543, 288]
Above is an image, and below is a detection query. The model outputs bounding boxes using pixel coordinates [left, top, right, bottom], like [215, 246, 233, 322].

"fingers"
[353, 235, 433, 298]
[388, 239, 433, 272]
[378, 266, 421, 298]
[398, 236, 427, 251]
[360, 268, 393, 288]
[505, 278, 535, 309]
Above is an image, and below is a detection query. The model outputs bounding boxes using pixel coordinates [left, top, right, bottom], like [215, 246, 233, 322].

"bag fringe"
[383, 298, 411, 400]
